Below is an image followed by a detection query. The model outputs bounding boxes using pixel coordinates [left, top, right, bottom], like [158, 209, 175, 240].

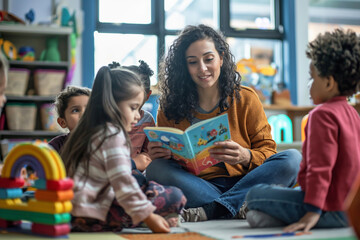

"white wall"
[295, 0, 312, 106]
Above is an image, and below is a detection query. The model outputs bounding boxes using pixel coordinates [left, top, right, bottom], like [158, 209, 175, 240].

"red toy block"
[46, 178, 73, 191]
[32, 223, 70, 236]
[0, 219, 21, 228]
[0, 177, 25, 188]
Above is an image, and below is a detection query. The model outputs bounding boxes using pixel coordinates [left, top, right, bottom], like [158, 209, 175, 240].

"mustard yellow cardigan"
[156, 86, 277, 180]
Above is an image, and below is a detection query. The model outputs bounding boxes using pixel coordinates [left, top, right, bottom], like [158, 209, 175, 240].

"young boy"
[245, 29, 360, 232]
[124, 60, 155, 172]
[48, 85, 91, 153]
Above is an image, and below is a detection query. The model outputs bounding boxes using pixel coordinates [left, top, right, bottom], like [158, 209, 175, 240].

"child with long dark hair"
[61, 63, 186, 232]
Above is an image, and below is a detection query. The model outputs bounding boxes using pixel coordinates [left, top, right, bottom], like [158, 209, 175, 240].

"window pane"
[308, 0, 360, 41]
[94, 32, 158, 86]
[228, 38, 282, 103]
[230, 0, 275, 30]
[99, 0, 151, 24]
[165, 0, 218, 30]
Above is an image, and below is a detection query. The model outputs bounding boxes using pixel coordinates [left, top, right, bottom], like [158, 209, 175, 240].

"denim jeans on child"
[246, 184, 349, 228]
[146, 149, 301, 218]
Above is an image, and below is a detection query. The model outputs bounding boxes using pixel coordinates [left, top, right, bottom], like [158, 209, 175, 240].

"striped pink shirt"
[71, 123, 156, 224]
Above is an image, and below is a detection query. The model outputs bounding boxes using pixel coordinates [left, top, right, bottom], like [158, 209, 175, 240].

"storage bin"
[34, 69, 66, 96]
[5, 103, 37, 130]
[5, 68, 30, 96]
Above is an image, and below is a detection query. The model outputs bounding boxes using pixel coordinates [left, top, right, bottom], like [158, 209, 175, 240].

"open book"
[144, 114, 231, 175]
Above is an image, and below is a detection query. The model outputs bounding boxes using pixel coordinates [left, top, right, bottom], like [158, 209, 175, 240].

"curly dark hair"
[123, 60, 154, 94]
[306, 28, 360, 96]
[159, 24, 241, 123]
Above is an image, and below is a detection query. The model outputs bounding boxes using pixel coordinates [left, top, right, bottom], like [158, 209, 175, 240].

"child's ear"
[57, 117, 68, 129]
[326, 76, 338, 91]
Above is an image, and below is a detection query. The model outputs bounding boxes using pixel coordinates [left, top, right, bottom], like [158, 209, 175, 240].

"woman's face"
[185, 39, 223, 90]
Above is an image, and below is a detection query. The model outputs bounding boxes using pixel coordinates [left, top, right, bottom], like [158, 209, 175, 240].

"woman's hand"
[209, 140, 251, 167]
[283, 212, 320, 233]
[144, 213, 170, 233]
[147, 141, 172, 160]
[132, 153, 152, 172]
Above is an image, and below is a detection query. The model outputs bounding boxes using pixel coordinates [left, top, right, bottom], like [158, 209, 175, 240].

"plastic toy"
[40, 37, 61, 62]
[25, 9, 35, 24]
[18, 46, 35, 61]
[301, 114, 309, 142]
[0, 39, 17, 60]
[0, 11, 25, 24]
[0, 141, 73, 237]
[268, 114, 293, 144]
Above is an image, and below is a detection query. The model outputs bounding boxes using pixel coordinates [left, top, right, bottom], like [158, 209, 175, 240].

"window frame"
[95, 0, 283, 50]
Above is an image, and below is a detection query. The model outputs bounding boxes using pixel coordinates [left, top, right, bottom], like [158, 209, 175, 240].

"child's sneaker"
[234, 201, 248, 219]
[246, 210, 285, 228]
[180, 207, 208, 222]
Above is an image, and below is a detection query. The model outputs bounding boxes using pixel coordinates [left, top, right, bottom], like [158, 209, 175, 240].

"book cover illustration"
[144, 114, 231, 175]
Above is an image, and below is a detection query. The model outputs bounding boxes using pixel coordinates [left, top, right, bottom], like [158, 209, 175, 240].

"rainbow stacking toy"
[0, 142, 73, 237]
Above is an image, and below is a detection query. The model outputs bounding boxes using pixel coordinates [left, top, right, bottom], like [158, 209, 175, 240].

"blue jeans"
[146, 149, 301, 217]
[246, 184, 349, 228]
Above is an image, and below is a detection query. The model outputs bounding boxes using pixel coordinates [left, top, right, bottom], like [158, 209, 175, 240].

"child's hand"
[144, 213, 170, 233]
[283, 212, 320, 233]
[147, 142, 172, 160]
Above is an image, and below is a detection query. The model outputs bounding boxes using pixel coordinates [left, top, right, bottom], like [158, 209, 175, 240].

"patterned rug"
[120, 232, 215, 239]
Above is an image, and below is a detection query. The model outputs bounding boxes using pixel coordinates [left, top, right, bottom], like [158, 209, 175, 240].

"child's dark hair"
[306, 28, 360, 96]
[61, 65, 145, 177]
[158, 24, 241, 123]
[54, 85, 91, 118]
[122, 60, 153, 94]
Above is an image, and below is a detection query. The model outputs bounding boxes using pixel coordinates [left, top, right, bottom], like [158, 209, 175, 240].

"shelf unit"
[0, 24, 72, 159]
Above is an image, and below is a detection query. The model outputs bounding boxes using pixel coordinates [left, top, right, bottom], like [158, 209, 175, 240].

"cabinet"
[0, 24, 72, 159]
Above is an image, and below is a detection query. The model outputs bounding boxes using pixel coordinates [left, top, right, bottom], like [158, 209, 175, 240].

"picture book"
[144, 113, 231, 175]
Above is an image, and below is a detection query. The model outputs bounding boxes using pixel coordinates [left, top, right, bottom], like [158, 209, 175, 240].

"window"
[94, 0, 283, 103]
[165, 0, 218, 29]
[308, 0, 360, 41]
[94, 33, 158, 85]
[230, 0, 275, 30]
[98, 0, 152, 24]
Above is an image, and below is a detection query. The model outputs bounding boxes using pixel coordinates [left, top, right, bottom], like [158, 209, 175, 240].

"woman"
[146, 24, 302, 222]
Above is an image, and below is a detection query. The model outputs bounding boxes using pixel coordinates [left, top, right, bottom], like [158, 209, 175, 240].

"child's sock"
[246, 210, 286, 228]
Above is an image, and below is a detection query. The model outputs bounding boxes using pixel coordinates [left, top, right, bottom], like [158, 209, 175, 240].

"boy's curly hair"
[158, 24, 241, 123]
[55, 85, 92, 118]
[306, 29, 360, 96]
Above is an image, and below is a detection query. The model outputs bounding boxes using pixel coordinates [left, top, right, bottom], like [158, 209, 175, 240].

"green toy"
[40, 37, 61, 62]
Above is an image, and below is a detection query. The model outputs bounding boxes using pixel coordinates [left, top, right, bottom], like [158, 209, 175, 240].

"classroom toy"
[301, 114, 309, 142]
[268, 114, 293, 143]
[0, 39, 17, 60]
[40, 37, 61, 62]
[0, 141, 73, 237]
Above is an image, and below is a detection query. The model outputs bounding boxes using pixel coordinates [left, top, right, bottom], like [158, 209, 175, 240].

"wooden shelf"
[0, 24, 72, 35]
[9, 60, 69, 68]
[6, 95, 55, 102]
[0, 130, 62, 139]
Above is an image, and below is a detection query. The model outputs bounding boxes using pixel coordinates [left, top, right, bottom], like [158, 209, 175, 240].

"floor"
[0, 219, 357, 239]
